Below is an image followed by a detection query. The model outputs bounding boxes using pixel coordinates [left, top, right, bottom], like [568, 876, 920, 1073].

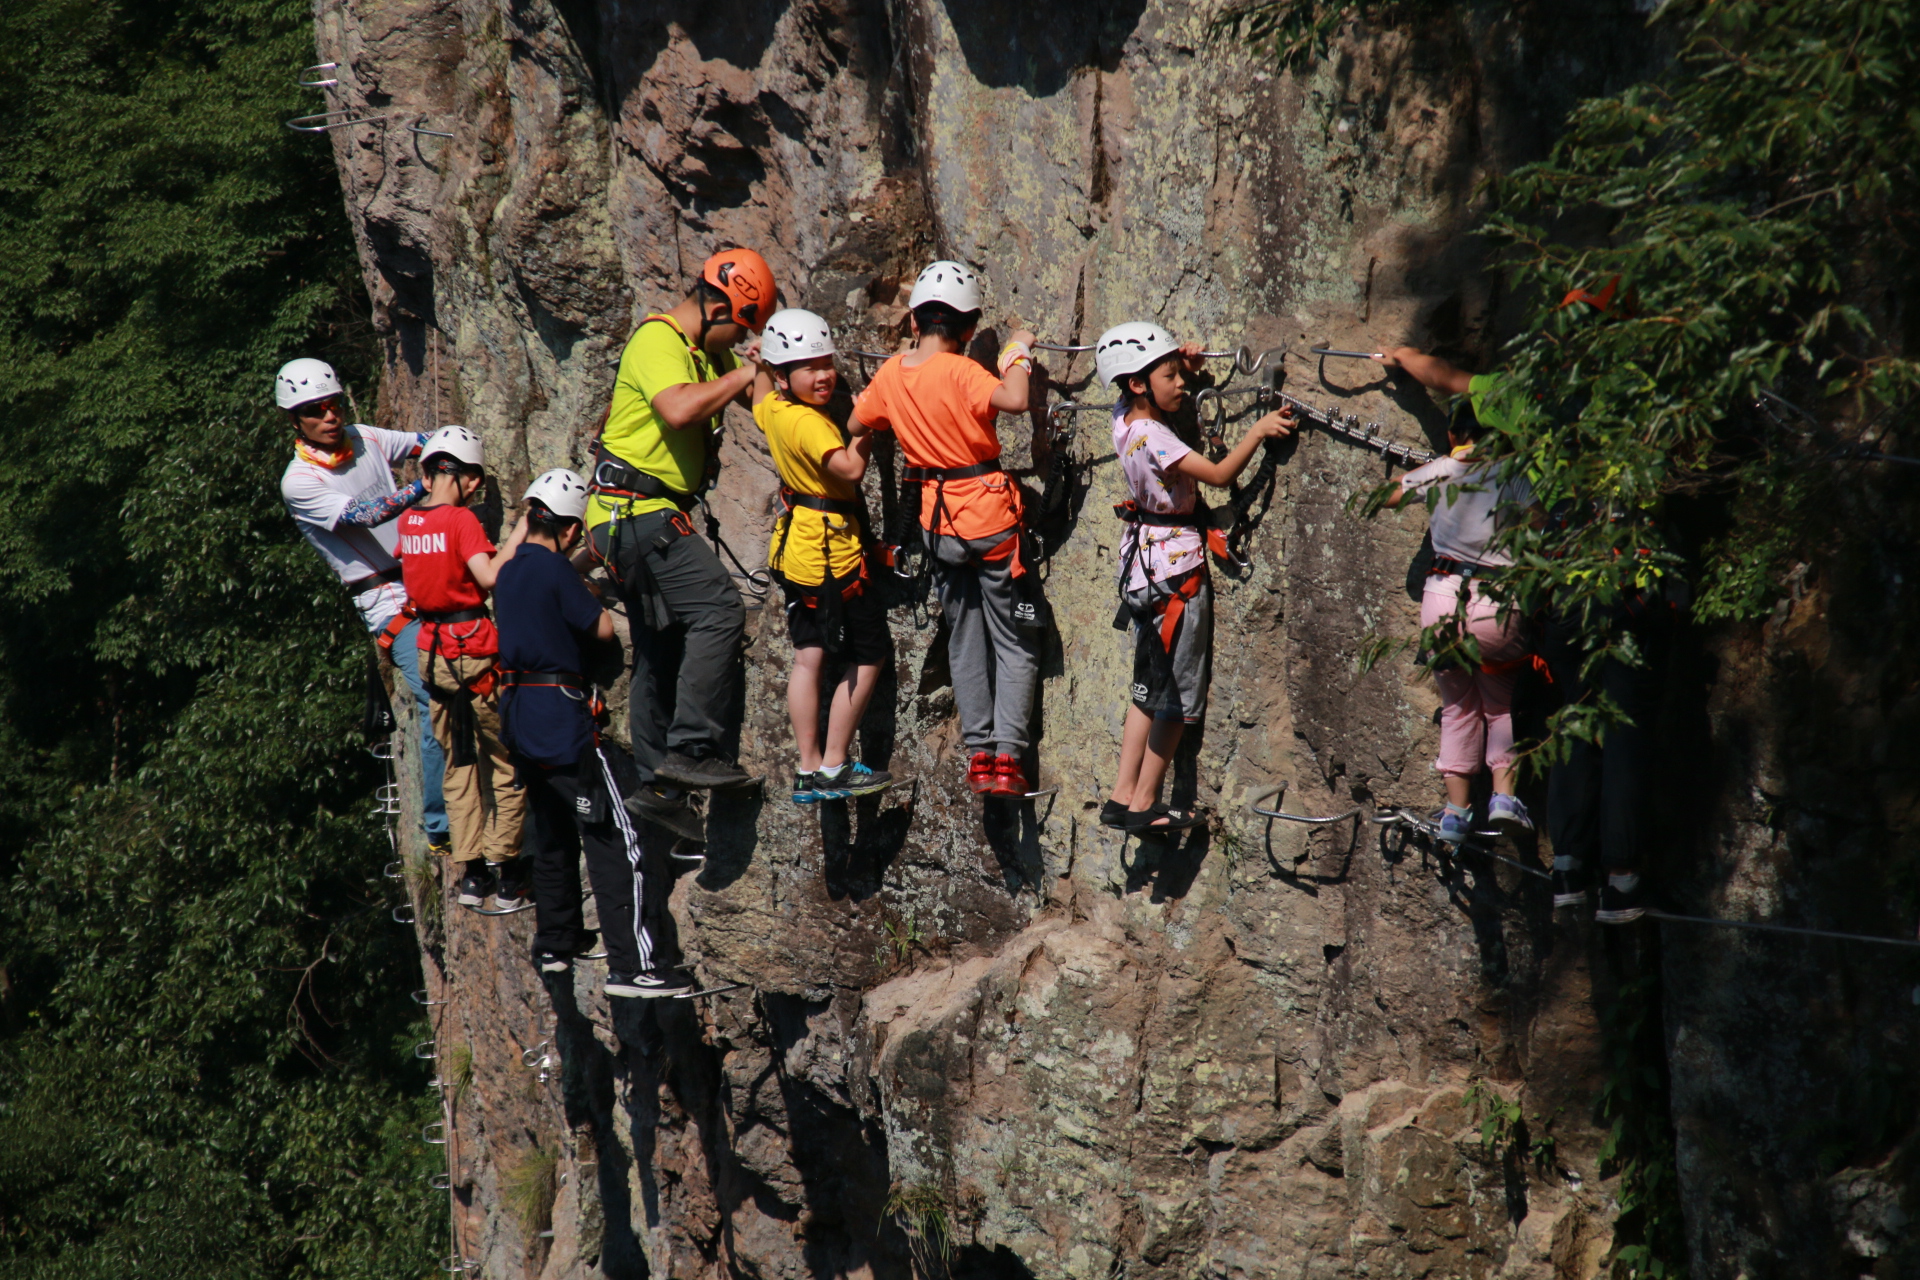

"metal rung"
[374, 801, 403, 816]
[423, 1121, 447, 1145]
[376, 782, 402, 803]
[286, 109, 387, 132]
[413, 1040, 438, 1060]
[412, 989, 447, 1006]
[579, 949, 608, 961]
[1311, 347, 1384, 360]
[393, 904, 417, 924]
[298, 62, 339, 87]
[462, 900, 536, 917]
[1375, 808, 1550, 880]
[440, 1254, 476, 1272]
[1024, 786, 1059, 799]
[428, 1172, 452, 1191]
[1248, 785, 1361, 825]
[385, 860, 404, 880]
[1033, 341, 1094, 353]
[410, 123, 454, 139]
[370, 741, 396, 760]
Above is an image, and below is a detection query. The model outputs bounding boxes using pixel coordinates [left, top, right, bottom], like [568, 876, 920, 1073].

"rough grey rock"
[307, 3, 1920, 1278]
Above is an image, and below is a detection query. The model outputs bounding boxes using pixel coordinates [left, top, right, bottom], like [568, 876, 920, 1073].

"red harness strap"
[1153, 571, 1205, 651]
[375, 604, 417, 652]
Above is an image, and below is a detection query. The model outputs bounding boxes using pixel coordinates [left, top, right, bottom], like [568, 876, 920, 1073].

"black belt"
[499, 670, 586, 690]
[590, 444, 699, 511]
[902, 458, 1002, 483]
[784, 490, 865, 516]
[345, 564, 404, 592]
[1429, 557, 1503, 580]
[416, 606, 490, 625]
[1115, 503, 1205, 528]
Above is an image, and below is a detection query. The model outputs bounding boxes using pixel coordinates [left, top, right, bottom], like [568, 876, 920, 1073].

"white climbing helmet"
[1095, 321, 1181, 389]
[275, 358, 343, 411]
[524, 468, 589, 522]
[907, 260, 984, 314]
[421, 425, 484, 472]
[761, 309, 837, 366]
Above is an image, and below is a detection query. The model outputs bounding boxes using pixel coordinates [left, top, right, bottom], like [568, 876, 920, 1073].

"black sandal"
[1120, 804, 1205, 834]
[1099, 799, 1128, 829]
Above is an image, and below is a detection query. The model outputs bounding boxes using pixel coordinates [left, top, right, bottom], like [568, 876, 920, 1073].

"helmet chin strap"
[695, 302, 727, 355]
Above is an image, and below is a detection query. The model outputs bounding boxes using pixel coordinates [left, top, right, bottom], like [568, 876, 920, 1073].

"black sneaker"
[814, 762, 893, 799]
[492, 858, 533, 908]
[605, 968, 697, 999]
[1595, 876, 1647, 925]
[624, 785, 707, 843]
[1099, 799, 1128, 829]
[534, 929, 597, 973]
[457, 863, 496, 907]
[1551, 858, 1588, 910]
[791, 771, 821, 805]
[653, 750, 754, 791]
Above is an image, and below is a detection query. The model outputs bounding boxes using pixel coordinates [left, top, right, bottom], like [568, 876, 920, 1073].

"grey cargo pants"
[929, 528, 1042, 757]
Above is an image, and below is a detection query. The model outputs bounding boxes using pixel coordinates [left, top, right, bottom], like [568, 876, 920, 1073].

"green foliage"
[1216, 0, 1450, 69]
[885, 1182, 953, 1265]
[874, 914, 926, 970]
[1596, 978, 1686, 1279]
[0, 1, 434, 1277]
[1481, 0, 1920, 717]
[500, 1146, 558, 1239]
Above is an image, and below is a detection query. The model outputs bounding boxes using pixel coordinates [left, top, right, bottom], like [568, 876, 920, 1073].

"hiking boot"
[1551, 857, 1588, 909]
[653, 750, 754, 791]
[605, 968, 698, 999]
[624, 785, 707, 843]
[1436, 805, 1473, 846]
[492, 858, 533, 909]
[456, 863, 496, 907]
[988, 755, 1028, 797]
[816, 762, 893, 799]
[965, 751, 996, 795]
[791, 771, 821, 805]
[1099, 799, 1128, 829]
[426, 835, 453, 858]
[1595, 874, 1647, 925]
[1488, 794, 1534, 836]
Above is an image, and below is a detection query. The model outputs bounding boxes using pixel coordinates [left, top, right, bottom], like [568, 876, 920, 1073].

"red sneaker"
[966, 751, 997, 794]
[989, 754, 1028, 797]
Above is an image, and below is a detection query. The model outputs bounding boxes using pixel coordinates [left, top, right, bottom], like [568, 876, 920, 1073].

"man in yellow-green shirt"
[588, 247, 778, 809]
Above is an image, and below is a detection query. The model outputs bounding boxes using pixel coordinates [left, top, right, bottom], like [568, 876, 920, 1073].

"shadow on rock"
[940, 0, 1149, 95]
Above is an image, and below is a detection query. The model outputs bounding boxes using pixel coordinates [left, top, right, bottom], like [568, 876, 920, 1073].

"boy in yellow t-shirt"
[750, 309, 895, 804]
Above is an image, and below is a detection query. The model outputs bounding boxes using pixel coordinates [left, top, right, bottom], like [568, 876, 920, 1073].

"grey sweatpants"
[930, 528, 1042, 757]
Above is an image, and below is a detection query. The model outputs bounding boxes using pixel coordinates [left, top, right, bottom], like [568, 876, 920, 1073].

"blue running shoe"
[815, 762, 893, 799]
[1488, 793, 1534, 836]
[1436, 804, 1473, 846]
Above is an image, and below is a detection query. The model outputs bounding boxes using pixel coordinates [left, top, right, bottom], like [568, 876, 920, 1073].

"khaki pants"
[420, 651, 525, 865]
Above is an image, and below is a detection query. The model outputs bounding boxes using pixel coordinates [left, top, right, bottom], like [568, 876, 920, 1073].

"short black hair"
[525, 498, 579, 541]
[693, 279, 730, 313]
[1449, 400, 1486, 443]
[1121, 352, 1181, 403]
[912, 301, 981, 341]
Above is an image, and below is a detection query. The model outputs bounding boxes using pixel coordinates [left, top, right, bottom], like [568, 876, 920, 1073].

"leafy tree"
[0, 2, 437, 1276]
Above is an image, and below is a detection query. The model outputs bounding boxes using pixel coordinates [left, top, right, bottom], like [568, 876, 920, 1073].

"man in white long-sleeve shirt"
[275, 357, 449, 853]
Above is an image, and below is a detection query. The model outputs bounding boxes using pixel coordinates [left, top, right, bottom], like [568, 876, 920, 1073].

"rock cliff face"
[307, 3, 1920, 1278]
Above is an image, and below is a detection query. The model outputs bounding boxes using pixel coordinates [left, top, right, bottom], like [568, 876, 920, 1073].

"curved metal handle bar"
[1233, 345, 1288, 378]
[392, 904, 417, 924]
[410, 123, 454, 139]
[1310, 347, 1385, 360]
[369, 741, 396, 760]
[1024, 786, 1059, 799]
[520, 1042, 551, 1068]
[461, 900, 536, 917]
[376, 782, 401, 803]
[428, 1172, 452, 1191]
[385, 860, 404, 880]
[286, 110, 388, 133]
[298, 62, 338, 87]
[413, 1040, 438, 1060]
[1247, 785, 1362, 825]
[1033, 341, 1094, 353]
[422, 1121, 447, 1145]
[411, 989, 447, 1006]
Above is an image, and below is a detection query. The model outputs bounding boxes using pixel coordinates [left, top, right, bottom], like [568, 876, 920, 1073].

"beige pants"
[420, 651, 525, 865]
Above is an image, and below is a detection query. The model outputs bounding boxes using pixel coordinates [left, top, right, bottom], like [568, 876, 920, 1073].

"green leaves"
[0, 3, 432, 1277]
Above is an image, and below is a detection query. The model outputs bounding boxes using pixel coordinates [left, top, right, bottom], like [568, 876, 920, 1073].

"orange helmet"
[701, 248, 778, 331]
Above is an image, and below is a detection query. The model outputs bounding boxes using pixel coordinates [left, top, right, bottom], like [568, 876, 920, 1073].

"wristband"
[998, 341, 1033, 376]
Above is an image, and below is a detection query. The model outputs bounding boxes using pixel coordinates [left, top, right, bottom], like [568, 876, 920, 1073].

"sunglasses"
[298, 397, 344, 418]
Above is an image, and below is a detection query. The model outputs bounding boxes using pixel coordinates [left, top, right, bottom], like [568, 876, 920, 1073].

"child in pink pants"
[1386, 407, 1537, 843]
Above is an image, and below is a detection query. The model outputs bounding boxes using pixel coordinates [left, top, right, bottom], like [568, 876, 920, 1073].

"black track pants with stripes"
[516, 743, 670, 975]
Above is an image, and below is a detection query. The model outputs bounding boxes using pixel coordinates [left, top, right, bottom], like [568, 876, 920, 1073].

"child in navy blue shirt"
[495, 469, 693, 999]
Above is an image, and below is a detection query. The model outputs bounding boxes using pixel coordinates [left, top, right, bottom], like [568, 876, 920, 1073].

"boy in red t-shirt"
[846, 261, 1040, 798]
[399, 426, 530, 909]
